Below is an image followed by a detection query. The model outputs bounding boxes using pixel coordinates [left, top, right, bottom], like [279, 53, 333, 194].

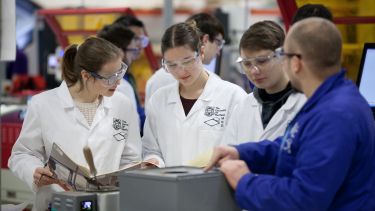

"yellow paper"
[187, 149, 213, 168]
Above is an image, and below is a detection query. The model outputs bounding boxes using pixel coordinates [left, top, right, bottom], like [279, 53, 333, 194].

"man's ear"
[199, 45, 205, 60]
[202, 34, 210, 45]
[291, 56, 302, 75]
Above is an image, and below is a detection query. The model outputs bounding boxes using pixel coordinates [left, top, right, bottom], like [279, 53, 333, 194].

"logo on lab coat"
[281, 122, 299, 154]
[113, 118, 128, 142]
[204, 106, 226, 127]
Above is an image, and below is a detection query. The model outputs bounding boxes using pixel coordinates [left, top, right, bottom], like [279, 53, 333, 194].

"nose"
[249, 65, 260, 74]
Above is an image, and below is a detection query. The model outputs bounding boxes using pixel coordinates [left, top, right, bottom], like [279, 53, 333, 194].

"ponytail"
[62, 44, 80, 87]
[61, 37, 123, 89]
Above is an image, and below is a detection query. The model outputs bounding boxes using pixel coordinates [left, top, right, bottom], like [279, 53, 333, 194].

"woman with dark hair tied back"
[142, 22, 246, 167]
[9, 37, 142, 210]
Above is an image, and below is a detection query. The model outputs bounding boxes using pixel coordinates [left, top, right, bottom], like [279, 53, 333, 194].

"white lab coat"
[144, 67, 175, 110]
[116, 78, 138, 112]
[142, 72, 247, 167]
[221, 92, 306, 145]
[8, 81, 141, 210]
[144, 67, 220, 111]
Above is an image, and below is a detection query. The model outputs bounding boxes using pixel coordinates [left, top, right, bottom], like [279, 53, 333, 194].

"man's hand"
[204, 145, 239, 171]
[33, 166, 58, 188]
[220, 160, 250, 189]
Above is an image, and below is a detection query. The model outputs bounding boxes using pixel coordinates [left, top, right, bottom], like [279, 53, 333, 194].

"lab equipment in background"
[51, 192, 98, 211]
[119, 166, 240, 211]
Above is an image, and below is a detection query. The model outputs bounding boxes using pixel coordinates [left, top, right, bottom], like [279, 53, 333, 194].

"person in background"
[291, 3, 333, 23]
[222, 21, 306, 145]
[145, 13, 226, 108]
[113, 15, 149, 134]
[205, 18, 375, 210]
[8, 37, 142, 210]
[98, 24, 139, 118]
[142, 22, 246, 167]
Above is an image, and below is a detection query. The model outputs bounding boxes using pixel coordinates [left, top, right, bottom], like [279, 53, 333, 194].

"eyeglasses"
[134, 35, 149, 48]
[214, 38, 226, 49]
[86, 62, 128, 87]
[124, 48, 141, 56]
[162, 52, 199, 72]
[236, 52, 277, 74]
[274, 47, 302, 59]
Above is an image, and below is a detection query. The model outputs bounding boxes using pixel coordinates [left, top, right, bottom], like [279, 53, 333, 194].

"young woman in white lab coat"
[8, 37, 142, 210]
[142, 22, 246, 167]
[222, 21, 306, 145]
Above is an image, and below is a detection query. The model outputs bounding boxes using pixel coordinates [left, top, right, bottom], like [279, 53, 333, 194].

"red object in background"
[1, 123, 22, 168]
[11, 75, 46, 95]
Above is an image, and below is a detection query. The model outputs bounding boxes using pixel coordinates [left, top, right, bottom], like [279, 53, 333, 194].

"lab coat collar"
[166, 70, 216, 104]
[57, 81, 112, 109]
[250, 88, 300, 112]
[57, 81, 75, 108]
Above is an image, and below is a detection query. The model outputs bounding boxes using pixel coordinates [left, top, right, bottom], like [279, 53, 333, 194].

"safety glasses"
[134, 35, 149, 48]
[162, 52, 199, 72]
[87, 62, 128, 87]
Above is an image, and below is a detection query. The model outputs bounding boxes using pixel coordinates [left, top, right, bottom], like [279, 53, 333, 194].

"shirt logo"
[113, 118, 129, 142]
[281, 122, 299, 154]
[204, 106, 226, 127]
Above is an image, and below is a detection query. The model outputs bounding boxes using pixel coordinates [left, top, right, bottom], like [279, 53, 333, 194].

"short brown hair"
[186, 13, 225, 41]
[98, 23, 135, 50]
[239, 20, 285, 52]
[288, 18, 342, 71]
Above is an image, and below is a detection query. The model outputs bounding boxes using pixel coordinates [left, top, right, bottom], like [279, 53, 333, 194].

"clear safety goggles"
[162, 52, 199, 72]
[87, 62, 128, 87]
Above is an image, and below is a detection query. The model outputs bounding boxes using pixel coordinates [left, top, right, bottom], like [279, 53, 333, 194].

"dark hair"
[239, 20, 285, 52]
[97, 23, 135, 50]
[114, 15, 144, 28]
[61, 37, 123, 88]
[186, 13, 225, 42]
[292, 4, 333, 24]
[161, 22, 202, 55]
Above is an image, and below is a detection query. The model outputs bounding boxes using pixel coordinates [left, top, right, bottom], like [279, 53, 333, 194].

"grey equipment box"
[51, 191, 97, 211]
[119, 166, 241, 211]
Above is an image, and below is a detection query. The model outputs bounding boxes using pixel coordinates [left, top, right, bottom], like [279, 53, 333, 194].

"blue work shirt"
[235, 70, 375, 210]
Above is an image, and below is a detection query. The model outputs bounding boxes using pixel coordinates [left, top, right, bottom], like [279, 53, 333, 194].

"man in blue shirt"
[205, 18, 375, 210]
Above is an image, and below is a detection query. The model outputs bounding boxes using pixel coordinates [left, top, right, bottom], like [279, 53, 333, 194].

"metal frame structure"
[277, 0, 375, 30]
[37, 7, 159, 71]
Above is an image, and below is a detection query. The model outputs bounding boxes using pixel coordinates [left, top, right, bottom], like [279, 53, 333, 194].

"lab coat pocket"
[198, 129, 223, 153]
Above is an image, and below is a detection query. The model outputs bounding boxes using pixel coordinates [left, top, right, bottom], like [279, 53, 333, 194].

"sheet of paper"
[187, 149, 213, 168]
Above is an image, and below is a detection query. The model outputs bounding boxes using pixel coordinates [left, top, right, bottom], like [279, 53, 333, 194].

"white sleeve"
[144, 78, 153, 112]
[8, 99, 46, 191]
[119, 101, 142, 168]
[141, 97, 165, 167]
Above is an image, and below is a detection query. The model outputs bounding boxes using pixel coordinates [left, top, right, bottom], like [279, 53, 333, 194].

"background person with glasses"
[8, 37, 142, 210]
[142, 22, 246, 167]
[98, 23, 143, 128]
[113, 15, 150, 135]
[222, 20, 306, 146]
[145, 12, 226, 109]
